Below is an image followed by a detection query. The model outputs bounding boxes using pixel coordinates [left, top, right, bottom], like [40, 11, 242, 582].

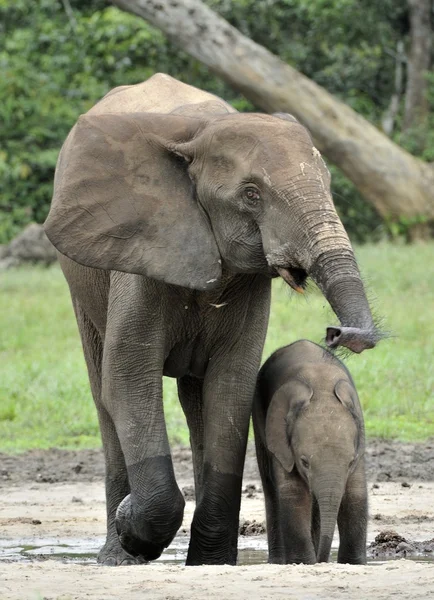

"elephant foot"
[97, 538, 147, 566]
[186, 471, 241, 565]
[187, 518, 238, 565]
[115, 491, 185, 561]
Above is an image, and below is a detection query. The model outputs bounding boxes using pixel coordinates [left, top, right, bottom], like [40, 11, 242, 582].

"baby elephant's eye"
[300, 456, 310, 469]
[244, 187, 261, 204]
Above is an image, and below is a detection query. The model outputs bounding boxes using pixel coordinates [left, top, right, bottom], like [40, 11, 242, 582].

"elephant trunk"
[310, 248, 379, 354]
[313, 475, 345, 563]
[296, 197, 379, 353]
[266, 178, 381, 353]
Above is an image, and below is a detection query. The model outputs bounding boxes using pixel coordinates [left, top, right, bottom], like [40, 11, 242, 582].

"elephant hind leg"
[72, 300, 140, 566]
[177, 375, 204, 503]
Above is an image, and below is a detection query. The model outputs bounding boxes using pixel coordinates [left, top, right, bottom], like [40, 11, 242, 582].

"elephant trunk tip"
[325, 323, 387, 354]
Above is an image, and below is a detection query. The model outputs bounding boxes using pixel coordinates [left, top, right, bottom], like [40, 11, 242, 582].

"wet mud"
[1, 439, 434, 488]
[368, 529, 434, 559]
[1, 440, 434, 599]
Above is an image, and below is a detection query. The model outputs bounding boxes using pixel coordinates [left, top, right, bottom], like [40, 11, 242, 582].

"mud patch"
[243, 483, 261, 498]
[181, 485, 195, 501]
[2, 439, 433, 488]
[239, 519, 266, 536]
[366, 440, 434, 482]
[368, 529, 434, 558]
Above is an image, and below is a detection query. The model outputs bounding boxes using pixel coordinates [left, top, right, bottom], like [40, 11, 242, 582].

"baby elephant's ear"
[265, 379, 313, 473]
[334, 379, 357, 410]
[45, 112, 222, 291]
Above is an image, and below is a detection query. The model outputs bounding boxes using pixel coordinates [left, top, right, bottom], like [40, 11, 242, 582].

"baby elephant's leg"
[337, 462, 368, 564]
[277, 473, 317, 564]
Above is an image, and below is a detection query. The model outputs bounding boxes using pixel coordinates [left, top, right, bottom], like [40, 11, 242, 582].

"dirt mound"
[368, 529, 434, 558]
[239, 519, 266, 536]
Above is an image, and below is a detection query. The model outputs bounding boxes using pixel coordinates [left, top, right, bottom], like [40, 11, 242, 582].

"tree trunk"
[382, 40, 405, 136]
[111, 0, 434, 230]
[403, 0, 432, 139]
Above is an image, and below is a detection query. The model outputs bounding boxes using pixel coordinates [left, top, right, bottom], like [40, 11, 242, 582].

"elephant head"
[45, 109, 379, 352]
[265, 372, 364, 562]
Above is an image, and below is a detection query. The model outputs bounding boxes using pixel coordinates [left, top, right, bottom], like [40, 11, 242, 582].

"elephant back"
[88, 72, 235, 116]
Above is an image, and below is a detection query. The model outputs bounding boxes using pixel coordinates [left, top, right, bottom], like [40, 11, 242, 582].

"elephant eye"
[300, 456, 310, 469]
[244, 186, 261, 204]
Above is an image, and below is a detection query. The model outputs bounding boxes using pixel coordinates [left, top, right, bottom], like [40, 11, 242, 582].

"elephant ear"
[334, 379, 357, 411]
[44, 112, 222, 290]
[334, 378, 364, 451]
[265, 379, 313, 473]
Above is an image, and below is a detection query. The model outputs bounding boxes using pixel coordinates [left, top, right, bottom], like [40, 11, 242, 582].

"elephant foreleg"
[187, 353, 264, 564]
[186, 278, 271, 566]
[337, 462, 368, 564]
[186, 365, 253, 565]
[177, 375, 204, 503]
[101, 277, 185, 562]
[72, 301, 139, 565]
[275, 473, 316, 564]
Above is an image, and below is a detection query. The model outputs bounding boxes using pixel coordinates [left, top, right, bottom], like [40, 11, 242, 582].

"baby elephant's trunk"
[315, 479, 345, 562]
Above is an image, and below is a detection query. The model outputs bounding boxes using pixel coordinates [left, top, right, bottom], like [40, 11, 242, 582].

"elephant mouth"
[275, 266, 308, 294]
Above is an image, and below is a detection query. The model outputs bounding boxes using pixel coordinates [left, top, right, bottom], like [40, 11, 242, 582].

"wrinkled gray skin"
[253, 340, 367, 565]
[44, 74, 378, 566]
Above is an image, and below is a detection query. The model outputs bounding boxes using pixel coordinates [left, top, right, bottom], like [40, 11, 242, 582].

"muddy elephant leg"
[96, 405, 148, 565]
[185, 280, 271, 566]
[101, 277, 185, 562]
[177, 375, 204, 503]
[186, 357, 255, 565]
[72, 301, 142, 565]
[337, 462, 368, 564]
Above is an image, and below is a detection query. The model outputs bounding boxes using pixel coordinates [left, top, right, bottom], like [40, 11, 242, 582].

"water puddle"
[0, 535, 432, 565]
[0, 535, 269, 565]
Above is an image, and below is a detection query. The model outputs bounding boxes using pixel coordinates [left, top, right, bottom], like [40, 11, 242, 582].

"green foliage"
[385, 214, 429, 241]
[394, 72, 434, 162]
[212, 0, 408, 121]
[0, 0, 431, 244]
[0, 1, 155, 241]
[1, 243, 433, 452]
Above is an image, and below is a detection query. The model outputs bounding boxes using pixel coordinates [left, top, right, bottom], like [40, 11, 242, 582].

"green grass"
[1, 242, 433, 452]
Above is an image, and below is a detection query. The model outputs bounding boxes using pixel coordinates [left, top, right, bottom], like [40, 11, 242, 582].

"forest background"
[2, 0, 434, 245]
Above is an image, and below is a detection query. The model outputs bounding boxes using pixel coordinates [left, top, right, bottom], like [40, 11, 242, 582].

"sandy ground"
[1, 441, 434, 599]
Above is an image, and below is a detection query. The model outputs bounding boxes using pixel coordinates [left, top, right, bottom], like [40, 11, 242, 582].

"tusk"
[276, 267, 304, 294]
[209, 302, 228, 308]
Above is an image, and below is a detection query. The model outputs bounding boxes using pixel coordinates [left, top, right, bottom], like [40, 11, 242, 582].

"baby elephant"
[253, 340, 367, 564]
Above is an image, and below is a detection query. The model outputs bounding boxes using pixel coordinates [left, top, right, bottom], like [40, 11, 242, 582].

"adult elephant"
[44, 73, 379, 566]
